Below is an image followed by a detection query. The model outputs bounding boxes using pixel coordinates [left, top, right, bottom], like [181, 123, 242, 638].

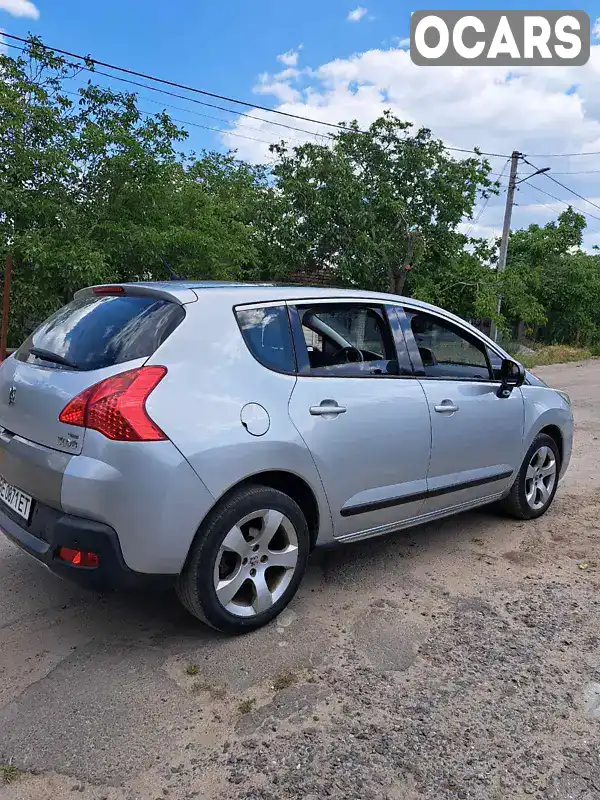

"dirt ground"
[1, 360, 599, 800]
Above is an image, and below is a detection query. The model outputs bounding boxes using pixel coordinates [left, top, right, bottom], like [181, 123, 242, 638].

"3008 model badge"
[57, 434, 79, 449]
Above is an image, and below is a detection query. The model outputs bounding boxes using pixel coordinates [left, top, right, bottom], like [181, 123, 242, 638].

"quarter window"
[235, 305, 295, 374]
[406, 310, 491, 381]
[295, 304, 399, 377]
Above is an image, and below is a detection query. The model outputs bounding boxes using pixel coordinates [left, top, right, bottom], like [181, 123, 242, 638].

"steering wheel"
[332, 346, 364, 365]
[418, 346, 438, 367]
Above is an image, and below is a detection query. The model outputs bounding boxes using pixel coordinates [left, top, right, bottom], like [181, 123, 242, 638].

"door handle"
[309, 400, 347, 417]
[434, 400, 459, 414]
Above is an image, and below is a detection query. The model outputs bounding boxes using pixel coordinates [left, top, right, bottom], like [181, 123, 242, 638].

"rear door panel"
[288, 376, 432, 538]
[287, 301, 432, 540]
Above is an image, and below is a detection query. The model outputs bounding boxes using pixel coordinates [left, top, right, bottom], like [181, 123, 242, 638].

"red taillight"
[59, 366, 168, 442]
[57, 548, 100, 568]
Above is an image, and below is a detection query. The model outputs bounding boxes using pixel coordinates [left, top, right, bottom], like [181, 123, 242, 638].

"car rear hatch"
[0, 284, 196, 455]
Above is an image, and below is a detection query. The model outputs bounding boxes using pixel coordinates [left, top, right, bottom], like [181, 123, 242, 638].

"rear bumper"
[0, 503, 175, 592]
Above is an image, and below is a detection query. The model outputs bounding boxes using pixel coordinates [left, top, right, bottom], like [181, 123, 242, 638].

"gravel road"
[1, 360, 599, 800]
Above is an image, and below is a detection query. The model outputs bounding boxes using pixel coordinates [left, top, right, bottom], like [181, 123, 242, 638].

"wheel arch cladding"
[539, 424, 563, 465]
[209, 471, 320, 551]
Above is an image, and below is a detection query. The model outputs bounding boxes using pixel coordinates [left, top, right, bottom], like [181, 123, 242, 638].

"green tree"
[0, 39, 266, 344]
[263, 112, 496, 294]
[501, 208, 589, 337]
[406, 233, 499, 323]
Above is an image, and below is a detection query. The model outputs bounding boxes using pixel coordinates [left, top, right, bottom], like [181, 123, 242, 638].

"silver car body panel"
[61, 432, 215, 573]
[144, 292, 335, 545]
[520, 384, 573, 477]
[337, 490, 506, 543]
[0, 425, 71, 508]
[416, 380, 523, 514]
[0, 281, 574, 575]
[288, 373, 431, 537]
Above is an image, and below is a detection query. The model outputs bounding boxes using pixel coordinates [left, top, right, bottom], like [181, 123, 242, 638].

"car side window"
[406, 310, 492, 381]
[235, 305, 296, 374]
[294, 304, 399, 377]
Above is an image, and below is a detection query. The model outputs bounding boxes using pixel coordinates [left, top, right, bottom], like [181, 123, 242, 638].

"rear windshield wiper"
[29, 347, 80, 370]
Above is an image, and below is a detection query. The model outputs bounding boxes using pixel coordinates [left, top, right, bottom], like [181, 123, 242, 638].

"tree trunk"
[394, 268, 409, 295]
[389, 230, 416, 295]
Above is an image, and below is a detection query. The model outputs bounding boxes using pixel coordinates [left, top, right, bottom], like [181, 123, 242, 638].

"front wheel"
[176, 486, 310, 634]
[500, 433, 560, 520]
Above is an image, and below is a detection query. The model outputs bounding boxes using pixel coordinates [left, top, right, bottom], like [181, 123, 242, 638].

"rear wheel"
[501, 433, 560, 520]
[177, 486, 309, 634]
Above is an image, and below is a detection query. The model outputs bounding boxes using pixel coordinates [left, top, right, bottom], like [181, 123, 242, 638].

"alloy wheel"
[525, 445, 557, 511]
[213, 509, 299, 618]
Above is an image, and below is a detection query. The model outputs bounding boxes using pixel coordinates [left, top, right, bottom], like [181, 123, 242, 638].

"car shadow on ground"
[3, 503, 504, 644]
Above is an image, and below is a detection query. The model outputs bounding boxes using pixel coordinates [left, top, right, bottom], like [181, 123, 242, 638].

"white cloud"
[277, 46, 302, 67]
[0, 0, 39, 19]
[594, 17, 600, 39]
[347, 6, 367, 23]
[0, 30, 5, 54]
[397, 37, 410, 49]
[222, 44, 600, 247]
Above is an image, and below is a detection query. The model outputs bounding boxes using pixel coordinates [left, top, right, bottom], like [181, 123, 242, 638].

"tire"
[176, 485, 310, 634]
[501, 433, 561, 520]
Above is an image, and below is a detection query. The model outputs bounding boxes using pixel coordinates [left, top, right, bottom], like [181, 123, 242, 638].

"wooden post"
[0, 255, 12, 362]
[490, 150, 520, 342]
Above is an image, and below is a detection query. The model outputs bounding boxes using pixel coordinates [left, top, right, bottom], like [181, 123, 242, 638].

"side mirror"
[497, 359, 526, 398]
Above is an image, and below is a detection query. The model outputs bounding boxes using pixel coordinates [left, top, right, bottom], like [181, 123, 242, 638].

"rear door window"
[15, 294, 185, 371]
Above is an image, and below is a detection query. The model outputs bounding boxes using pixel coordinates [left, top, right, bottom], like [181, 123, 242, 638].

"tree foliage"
[0, 40, 267, 341]
[264, 113, 495, 294]
[1, 39, 600, 350]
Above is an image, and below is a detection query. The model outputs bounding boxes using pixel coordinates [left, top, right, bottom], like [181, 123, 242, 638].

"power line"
[520, 181, 600, 224]
[523, 157, 600, 214]
[136, 109, 278, 146]
[525, 150, 600, 158]
[2, 33, 511, 159]
[3, 41, 332, 142]
[551, 170, 600, 176]
[63, 88, 319, 148]
[465, 158, 510, 237]
[2, 32, 362, 134]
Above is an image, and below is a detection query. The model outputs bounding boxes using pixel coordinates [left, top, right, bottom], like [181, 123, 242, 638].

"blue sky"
[2, 1, 600, 245]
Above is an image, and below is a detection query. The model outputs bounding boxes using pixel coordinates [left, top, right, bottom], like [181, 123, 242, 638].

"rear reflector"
[93, 285, 124, 295]
[57, 548, 100, 568]
[59, 366, 167, 442]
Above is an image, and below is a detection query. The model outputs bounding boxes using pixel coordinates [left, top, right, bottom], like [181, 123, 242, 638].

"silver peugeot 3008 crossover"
[0, 282, 573, 633]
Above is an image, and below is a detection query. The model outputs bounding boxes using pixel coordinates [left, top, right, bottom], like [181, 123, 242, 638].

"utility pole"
[0, 255, 12, 362]
[490, 150, 520, 342]
[490, 153, 551, 342]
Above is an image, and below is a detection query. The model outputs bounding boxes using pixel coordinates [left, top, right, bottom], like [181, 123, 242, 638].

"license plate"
[0, 475, 33, 522]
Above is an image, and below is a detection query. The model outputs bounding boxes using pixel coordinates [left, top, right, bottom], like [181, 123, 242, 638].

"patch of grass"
[192, 680, 227, 700]
[185, 663, 200, 676]
[272, 671, 297, 691]
[519, 344, 594, 369]
[0, 763, 21, 784]
[237, 697, 256, 714]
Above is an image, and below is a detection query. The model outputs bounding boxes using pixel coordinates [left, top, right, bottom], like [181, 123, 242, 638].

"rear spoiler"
[74, 284, 198, 306]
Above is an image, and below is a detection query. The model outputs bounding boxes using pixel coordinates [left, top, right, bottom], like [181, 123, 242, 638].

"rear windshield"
[15, 294, 185, 371]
